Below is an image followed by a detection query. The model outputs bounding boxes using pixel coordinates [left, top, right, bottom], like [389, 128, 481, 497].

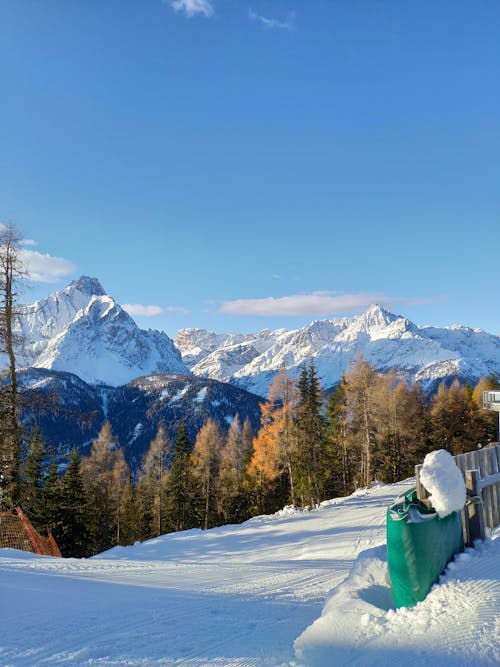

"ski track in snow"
[1, 480, 498, 666]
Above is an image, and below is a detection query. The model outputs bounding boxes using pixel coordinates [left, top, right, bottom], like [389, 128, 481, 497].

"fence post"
[464, 469, 485, 546]
[415, 464, 432, 508]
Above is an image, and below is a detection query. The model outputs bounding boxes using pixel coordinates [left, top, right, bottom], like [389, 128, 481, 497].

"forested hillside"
[13, 359, 499, 557]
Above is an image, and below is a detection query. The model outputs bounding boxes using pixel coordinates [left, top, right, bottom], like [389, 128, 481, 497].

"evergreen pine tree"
[41, 458, 62, 538]
[294, 360, 328, 507]
[58, 448, 88, 557]
[164, 424, 193, 532]
[326, 377, 352, 496]
[119, 477, 141, 545]
[20, 426, 46, 527]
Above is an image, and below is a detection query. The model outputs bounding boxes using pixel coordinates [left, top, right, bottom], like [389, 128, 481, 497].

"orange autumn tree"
[246, 369, 298, 513]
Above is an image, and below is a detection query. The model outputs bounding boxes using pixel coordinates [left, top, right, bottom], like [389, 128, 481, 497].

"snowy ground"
[0, 480, 498, 666]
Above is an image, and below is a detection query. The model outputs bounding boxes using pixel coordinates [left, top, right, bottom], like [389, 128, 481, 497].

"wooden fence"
[415, 443, 500, 548]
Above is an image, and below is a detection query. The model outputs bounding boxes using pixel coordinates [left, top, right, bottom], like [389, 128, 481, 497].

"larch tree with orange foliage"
[191, 418, 224, 529]
[217, 415, 251, 524]
[246, 368, 298, 513]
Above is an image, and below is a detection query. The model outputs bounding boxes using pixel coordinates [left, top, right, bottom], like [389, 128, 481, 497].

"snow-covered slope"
[1, 481, 498, 666]
[176, 305, 500, 396]
[13, 276, 189, 386]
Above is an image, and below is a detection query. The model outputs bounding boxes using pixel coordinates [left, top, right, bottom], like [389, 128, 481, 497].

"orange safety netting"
[0, 507, 62, 557]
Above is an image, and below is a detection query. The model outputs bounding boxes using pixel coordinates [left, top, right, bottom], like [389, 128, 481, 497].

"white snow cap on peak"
[419, 449, 466, 518]
[362, 303, 398, 321]
[66, 275, 106, 297]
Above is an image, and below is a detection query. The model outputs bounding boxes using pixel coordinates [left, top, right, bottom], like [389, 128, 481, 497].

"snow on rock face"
[178, 305, 500, 397]
[419, 449, 466, 518]
[11, 276, 189, 386]
[12, 278, 500, 396]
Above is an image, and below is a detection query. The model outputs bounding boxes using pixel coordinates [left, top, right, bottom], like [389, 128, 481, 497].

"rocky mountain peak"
[65, 275, 106, 297]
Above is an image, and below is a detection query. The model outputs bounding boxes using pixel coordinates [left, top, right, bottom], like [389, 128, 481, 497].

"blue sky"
[1, 0, 499, 337]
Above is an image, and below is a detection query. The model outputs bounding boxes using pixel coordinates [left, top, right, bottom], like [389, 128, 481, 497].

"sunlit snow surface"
[1, 481, 498, 666]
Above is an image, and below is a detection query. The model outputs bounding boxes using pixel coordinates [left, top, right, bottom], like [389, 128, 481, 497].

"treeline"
[16, 417, 255, 557]
[16, 358, 499, 557]
[245, 360, 499, 514]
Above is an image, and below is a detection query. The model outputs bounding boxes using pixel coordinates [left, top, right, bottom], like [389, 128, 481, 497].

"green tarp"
[387, 488, 464, 608]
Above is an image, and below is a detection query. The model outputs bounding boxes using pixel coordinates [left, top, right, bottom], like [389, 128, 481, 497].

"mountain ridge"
[18, 367, 262, 470]
[175, 303, 500, 396]
[7, 277, 500, 398]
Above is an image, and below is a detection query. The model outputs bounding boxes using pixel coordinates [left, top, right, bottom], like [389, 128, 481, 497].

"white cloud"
[170, 0, 214, 17]
[123, 304, 190, 317]
[20, 238, 37, 247]
[220, 291, 426, 317]
[248, 8, 295, 30]
[123, 304, 165, 317]
[20, 249, 77, 283]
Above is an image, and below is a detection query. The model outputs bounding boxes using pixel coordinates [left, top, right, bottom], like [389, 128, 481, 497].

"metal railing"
[416, 443, 500, 547]
[483, 390, 500, 411]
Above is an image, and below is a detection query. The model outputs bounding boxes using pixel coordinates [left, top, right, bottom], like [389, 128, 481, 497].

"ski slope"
[0, 480, 498, 666]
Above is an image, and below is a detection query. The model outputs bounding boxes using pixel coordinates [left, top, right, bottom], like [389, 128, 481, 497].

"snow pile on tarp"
[294, 529, 500, 667]
[419, 449, 466, 518]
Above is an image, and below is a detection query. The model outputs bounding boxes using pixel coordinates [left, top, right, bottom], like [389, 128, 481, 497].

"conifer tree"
[326, 376, 352, 496]
[246, 369, 300, 513]
[371, 372, 428, 483]
[81, 421, 129, 554]
[191, 418, 223, 529]
[112, 448, 133, 546]
[472, 375, 500, 443]
[343, 357, 377, 488]
[271, 368, 299, 506]
[294, 360, 328, 507]
[20, 426, 46, 527]
[241, 417, 255, 454]
[120, 478, 141, 545]
[164, 424, 193, 532]
[41, 458, 62, 537]
[217, 416, 249, 524]
[246, 398, 284, 514]
[58, 448, 88, 557]
[136, 425, 169, 538]
[430, 380, 485, 454]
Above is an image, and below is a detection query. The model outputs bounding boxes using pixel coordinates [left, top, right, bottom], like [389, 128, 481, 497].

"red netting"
[0, 507, 61, 557]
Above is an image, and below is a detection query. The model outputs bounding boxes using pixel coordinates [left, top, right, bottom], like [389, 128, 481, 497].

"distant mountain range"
[5, 276, 500, 465]
[176, 305, 500, 396]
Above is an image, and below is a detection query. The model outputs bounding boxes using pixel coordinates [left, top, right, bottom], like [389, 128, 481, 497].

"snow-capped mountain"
[176, 304, 500, 396]
[13, 276, 189, 386]
[11, 277, 500, 399]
